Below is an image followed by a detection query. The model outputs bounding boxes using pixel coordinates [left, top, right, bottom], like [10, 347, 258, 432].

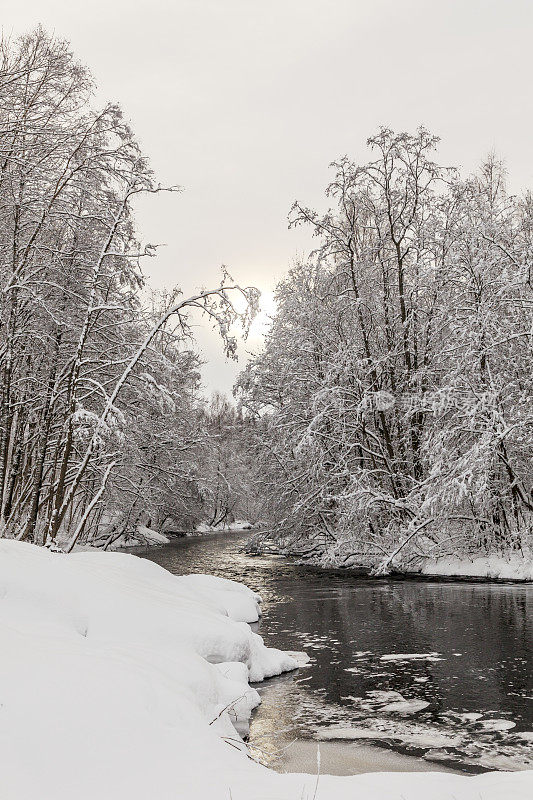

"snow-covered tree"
[238, 130, 533, 570]
[0, 29, 258, 548]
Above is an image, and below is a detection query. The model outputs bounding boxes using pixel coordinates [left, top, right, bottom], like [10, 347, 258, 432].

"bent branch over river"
[135, 531, 533, 775]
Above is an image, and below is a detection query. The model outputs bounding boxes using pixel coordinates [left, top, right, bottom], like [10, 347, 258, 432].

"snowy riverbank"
[274, 538, 533, 582]
[414, 554, 533, 581]
[195, 520, 254, 533]
[105, 524, 171, 549]
[92, 519, 256, 551]
[1, 539, 532, 799]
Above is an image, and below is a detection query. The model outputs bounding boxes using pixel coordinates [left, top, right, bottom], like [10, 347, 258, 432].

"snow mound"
[179, 573, 263, 623]
[0, 539, 298, 798]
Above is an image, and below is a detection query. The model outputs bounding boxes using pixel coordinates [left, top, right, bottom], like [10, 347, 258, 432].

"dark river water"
[135, 531, 533, 775]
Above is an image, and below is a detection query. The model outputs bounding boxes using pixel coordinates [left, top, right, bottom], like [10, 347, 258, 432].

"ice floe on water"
[318, 719, 466, 751]
[450, 712, 483, 722]
[381, 699, 431, 715]
[477, 719, 516, 732]
[380, 652, 443, 662]
[307, 681, 533, 773]
[400, 731, 464, 749]
[260, 631, 532, 774]
[366, 690, 406, 703]
[340, 690, 431, 717]
[315, 711, 533, 773]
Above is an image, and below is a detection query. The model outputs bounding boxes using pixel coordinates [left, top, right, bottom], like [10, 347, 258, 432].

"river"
[133, 531, 533, 775]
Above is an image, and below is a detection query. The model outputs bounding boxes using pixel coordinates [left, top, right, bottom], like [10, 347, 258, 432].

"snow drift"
[1, 539, 532, 800]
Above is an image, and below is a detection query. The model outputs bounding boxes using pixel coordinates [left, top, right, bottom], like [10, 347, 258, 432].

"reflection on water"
[136, 532, 533, 774]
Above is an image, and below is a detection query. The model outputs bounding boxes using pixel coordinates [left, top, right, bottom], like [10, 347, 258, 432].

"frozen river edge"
[1, 538, 532, 799]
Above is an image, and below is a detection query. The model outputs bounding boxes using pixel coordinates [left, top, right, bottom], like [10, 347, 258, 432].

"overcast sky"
[5, 0, 533, 393]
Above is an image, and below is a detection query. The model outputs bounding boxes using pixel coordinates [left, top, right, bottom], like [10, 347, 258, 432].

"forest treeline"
[238, 128, 533, 571]
[0, 29, 258, 549]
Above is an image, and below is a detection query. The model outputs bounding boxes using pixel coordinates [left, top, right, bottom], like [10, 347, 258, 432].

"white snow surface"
[419, 554, 533, 581]
[178, 572, 263, 623]
[1, 539, 532, 799]
[107, 523, 170, 548]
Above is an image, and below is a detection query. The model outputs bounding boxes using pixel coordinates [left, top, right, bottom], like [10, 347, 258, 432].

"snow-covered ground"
[105, 523, 170, 548]
[1, 539, 532, 799]
[286, 538, 533, 582]
[417, 554, 533, 581]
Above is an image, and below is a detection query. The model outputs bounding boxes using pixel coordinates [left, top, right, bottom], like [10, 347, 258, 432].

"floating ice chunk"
[457, 712, 483, 722]
[366, 690, 405, 703]
[399, 731, 463, 748]
[478, 719, 516, 732]
[381, 699, 430, 714]
[380, 652, 442, 662]
[516, 731, 533, 742]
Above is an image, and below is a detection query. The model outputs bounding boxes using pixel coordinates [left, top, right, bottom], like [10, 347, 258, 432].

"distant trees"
[0, 28, 257, 548]
[238, 129, 533, 570]
[199, 392, 262, 528]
